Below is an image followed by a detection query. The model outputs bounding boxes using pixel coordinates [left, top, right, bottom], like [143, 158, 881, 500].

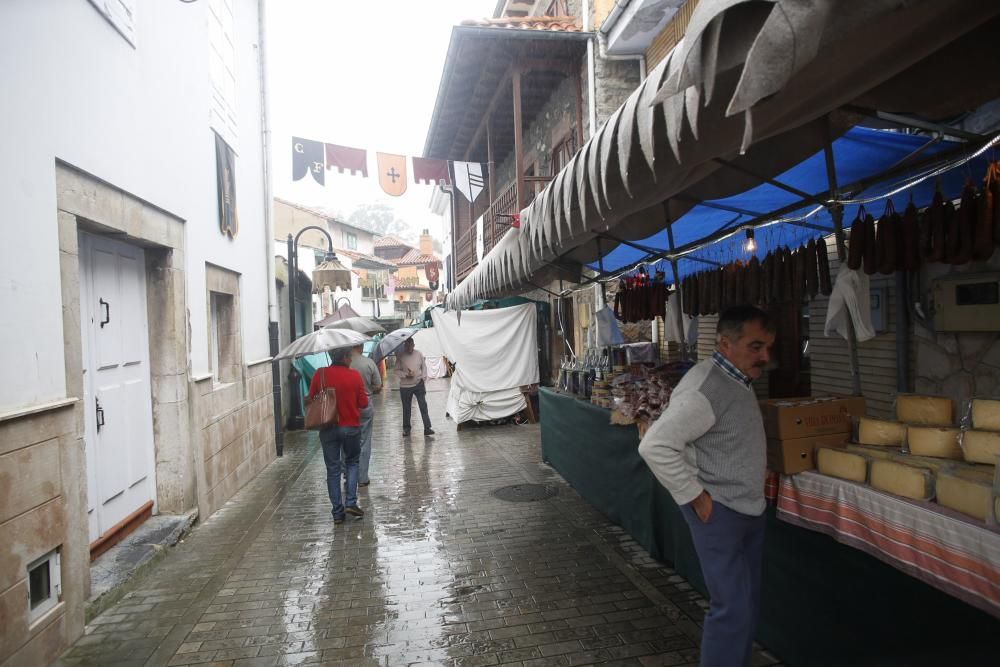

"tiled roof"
[374, 235, 413, 249]
[460, 16, 581, 32]
[396, 249, 442, 266]
[335, 248, 397, 270]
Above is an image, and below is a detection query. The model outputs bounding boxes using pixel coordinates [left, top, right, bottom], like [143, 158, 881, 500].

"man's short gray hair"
[716, 305, 774, 343]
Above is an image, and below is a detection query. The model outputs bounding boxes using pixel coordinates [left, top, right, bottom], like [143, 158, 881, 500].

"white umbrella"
[324, 316, 386, 335]
[274, 328, 371, 361]
[370, 327, 420, 365]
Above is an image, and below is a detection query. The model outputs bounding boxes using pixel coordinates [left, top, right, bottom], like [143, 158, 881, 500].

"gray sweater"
[638, 357, 767, 516]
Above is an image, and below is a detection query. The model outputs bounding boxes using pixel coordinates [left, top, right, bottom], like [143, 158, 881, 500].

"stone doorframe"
[56, 162, 194, 529]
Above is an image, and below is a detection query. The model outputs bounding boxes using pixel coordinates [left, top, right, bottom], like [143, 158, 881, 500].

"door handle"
[96, 398, 105, 433]
[99, 298, 110, 328]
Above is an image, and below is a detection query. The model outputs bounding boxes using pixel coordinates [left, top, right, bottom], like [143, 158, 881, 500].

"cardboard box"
[767, 434, 849, 474]
[760, 395, 867, 440]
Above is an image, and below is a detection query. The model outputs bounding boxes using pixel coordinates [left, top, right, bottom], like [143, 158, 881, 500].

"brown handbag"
[304, 369, 338, 430]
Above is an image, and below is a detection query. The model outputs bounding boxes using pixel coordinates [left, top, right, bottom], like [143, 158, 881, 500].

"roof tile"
[459, 16, 581, 32]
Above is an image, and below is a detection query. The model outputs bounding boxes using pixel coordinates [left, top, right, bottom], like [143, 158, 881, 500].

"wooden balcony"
[454, 176, 552, 283]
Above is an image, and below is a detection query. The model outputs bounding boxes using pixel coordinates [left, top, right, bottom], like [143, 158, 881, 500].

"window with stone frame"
[206, 265, 243, 387]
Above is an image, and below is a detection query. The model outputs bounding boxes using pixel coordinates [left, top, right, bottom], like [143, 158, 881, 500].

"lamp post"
[286, 226, 352, 429]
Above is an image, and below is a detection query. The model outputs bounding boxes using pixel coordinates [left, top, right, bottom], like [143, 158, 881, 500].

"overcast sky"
[267, 0, 497, 241]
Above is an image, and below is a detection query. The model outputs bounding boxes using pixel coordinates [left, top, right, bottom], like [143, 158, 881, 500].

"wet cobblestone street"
[59, 380, 779, 667]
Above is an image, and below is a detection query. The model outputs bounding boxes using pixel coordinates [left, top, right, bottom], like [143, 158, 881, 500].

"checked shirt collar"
[712, 351, 753, 389]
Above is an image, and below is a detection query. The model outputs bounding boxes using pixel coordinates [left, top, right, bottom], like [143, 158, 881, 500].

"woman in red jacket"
[307, 348, 369, 524]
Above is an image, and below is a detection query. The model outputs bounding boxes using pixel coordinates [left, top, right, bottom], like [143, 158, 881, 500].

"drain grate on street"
[491, 484, 558, 502]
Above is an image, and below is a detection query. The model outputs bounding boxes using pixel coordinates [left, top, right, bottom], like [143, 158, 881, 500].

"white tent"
[431, 303, 539, 423]
[410, 327, 449, 379]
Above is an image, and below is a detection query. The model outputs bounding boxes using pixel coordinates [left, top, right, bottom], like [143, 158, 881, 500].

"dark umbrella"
[370, 327, 420, 365]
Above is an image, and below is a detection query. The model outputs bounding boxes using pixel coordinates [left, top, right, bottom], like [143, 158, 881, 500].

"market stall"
[430, 303, 539, 423]
[410, 327, 449, 379]
[541, 388, 999, 665]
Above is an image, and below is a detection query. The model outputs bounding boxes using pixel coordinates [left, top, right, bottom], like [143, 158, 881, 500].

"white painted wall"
[0, 0, 271, 411]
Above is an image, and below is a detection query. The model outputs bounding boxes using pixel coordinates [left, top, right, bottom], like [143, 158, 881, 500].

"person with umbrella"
[395, 338, 434, 437]
[350, 344, 382, 486]
[307, 347, 369, 524]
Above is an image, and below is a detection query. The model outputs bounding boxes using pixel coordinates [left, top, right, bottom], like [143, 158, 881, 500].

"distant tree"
[347, 203, 416, 243]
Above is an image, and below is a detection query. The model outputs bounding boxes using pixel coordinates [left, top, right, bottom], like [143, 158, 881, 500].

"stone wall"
[193, 361, 276, 518]
[0, 402, 84, 667]
[913, 254, 1000, 407]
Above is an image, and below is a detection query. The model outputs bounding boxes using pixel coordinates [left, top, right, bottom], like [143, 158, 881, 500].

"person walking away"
[307, 348, 369, 524]
[395, 338, 434, 437]
[638, 306, 775, 667]
[350, 344, 382, 486]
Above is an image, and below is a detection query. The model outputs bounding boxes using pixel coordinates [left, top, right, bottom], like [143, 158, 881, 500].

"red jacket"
[307, 365, 369, 427]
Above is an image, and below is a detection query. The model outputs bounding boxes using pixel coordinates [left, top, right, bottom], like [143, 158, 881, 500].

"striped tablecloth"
[777, 471, 1000, 618]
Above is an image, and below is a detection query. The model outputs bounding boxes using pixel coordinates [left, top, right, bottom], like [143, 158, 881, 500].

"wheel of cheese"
[961, 430, 1000, 465]
[858, 418, 906, 447]
[936, 470, 994, 522]
[869, 460, 934, 500]
[906, 426, 963, 459]
[970, 398, 1000, 431]
[895, 394, 953, 426]
[817, 447, 868, 483]
[846, 444, 895, 460]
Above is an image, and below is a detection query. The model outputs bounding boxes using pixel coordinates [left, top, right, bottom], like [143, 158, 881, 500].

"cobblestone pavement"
[60, 379, 780, 667]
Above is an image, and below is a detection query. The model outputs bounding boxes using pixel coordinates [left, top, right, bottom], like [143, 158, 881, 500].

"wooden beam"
[513, 65, 525, 212]
[464, 65, 514, 161]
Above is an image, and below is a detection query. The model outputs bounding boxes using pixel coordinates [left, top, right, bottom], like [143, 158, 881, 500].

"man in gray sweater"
[638, 306, 775, 667]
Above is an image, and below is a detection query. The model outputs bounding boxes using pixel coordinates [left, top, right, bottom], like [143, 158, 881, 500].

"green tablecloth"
[539, 388, 997, 666]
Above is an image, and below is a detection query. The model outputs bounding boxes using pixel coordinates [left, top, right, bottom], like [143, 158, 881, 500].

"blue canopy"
[589, 127, 992, 283]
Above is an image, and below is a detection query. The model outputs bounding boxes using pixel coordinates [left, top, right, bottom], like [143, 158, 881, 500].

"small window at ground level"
[28, 550, 61, 623]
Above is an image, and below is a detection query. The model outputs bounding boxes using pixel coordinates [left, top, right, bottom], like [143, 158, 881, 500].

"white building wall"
[0, 0, 270, 412]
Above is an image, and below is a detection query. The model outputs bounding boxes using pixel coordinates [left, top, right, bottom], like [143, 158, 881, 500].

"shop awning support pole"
[823, 119, 863, 396]
[664, 204, 688, 361]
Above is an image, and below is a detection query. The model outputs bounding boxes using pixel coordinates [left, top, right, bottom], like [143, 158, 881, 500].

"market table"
[540, 387, 999, 666]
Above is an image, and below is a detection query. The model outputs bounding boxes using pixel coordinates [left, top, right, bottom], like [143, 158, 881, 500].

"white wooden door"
[79, 233, 157, 543]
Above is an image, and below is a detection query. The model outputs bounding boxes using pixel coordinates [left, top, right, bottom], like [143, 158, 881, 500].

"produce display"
[610, 361, 694, 426]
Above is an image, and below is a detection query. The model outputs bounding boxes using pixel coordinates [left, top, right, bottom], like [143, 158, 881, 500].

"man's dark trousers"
[680, 502, 765, 667]
[400, 380, 431, 432]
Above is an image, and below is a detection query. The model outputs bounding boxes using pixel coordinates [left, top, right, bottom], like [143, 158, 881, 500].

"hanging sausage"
[791, 245, 805, 303]
[973, 166, 995, 261]
[862, 210, 878, 275]
[714, 267, 724, 314]
[991, 162, 1000, 246]
[900, 201, 922, 271]
[876, 201, 899, 275]
[781, 247, 795, 303]
[771, 248, 784, 303]
[922, 189, 946, 263]
[805, 239, 819, 299]
[948, 181, 976, 266]
[817, 238, 833, 297]
[746, 256, 761, 305]
[761, 252, 773, 306]
[847, 207, 866, 270]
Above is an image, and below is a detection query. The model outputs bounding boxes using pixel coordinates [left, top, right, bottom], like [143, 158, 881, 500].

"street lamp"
[286, 226, 352, 430]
